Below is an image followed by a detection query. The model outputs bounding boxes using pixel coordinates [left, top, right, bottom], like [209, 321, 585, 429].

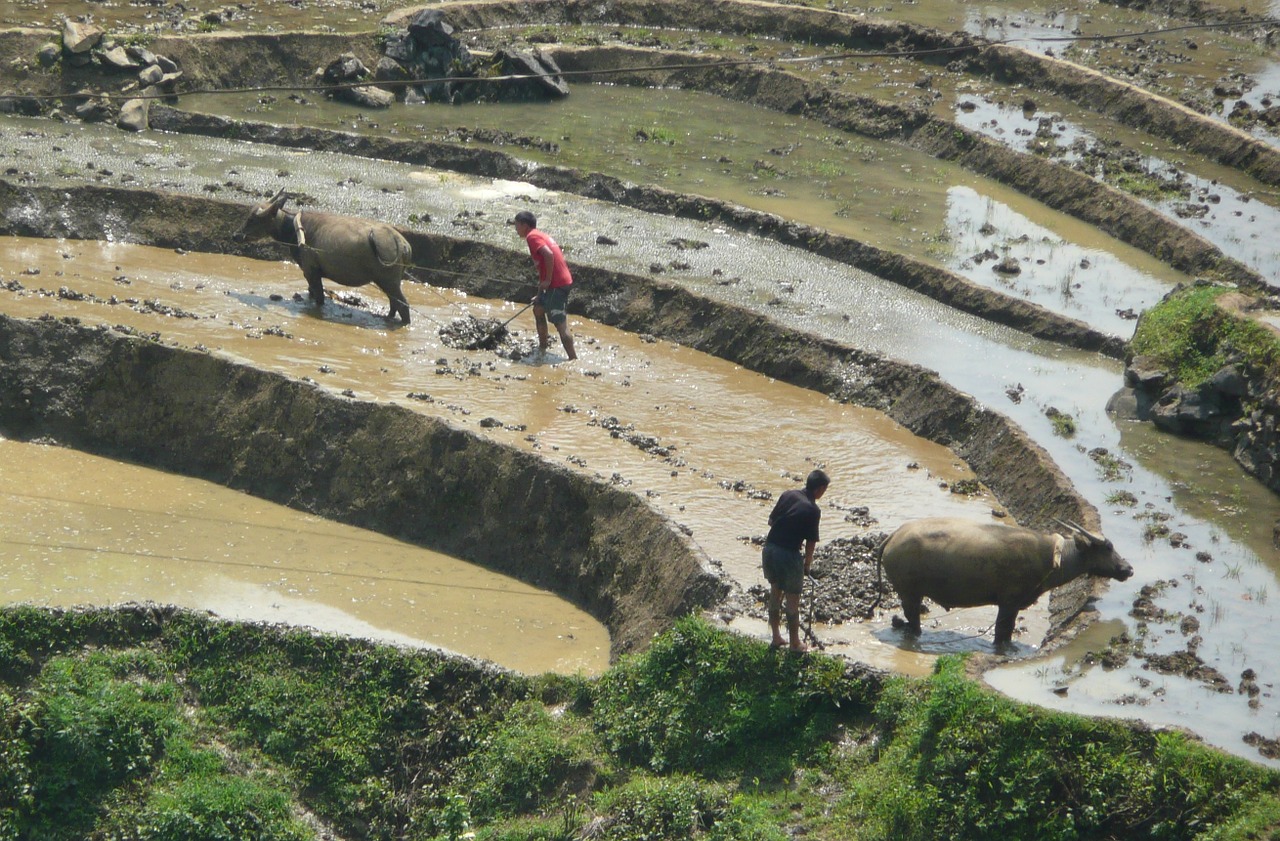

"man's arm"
[803, 538, 815, 573]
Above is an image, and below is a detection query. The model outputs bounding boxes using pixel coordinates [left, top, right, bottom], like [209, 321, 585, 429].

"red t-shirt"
[525, 229, 573, 289]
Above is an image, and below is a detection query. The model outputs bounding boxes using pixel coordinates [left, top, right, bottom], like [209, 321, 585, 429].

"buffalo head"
[1057, 519, 1133, 581]
[232, 189, 289, 244]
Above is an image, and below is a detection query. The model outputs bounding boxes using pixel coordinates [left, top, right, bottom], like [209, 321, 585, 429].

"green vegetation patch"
[1131, 283, 1280, 389]
[1, 608, 1279, 840]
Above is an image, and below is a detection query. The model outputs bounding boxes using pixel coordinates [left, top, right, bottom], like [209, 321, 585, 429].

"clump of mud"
[439, 316, 509, 350]
[741, 533, 895, 625]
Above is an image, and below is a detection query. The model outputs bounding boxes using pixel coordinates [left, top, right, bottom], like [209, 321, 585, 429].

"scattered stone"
[993, 255, 1021, 275]
[62, 20, 104, 55]
[117, 99, 149, 132]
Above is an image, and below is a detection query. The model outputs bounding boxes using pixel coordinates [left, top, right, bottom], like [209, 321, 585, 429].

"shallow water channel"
[5, 78, 1280, 763]
[0, 436, 610, 675]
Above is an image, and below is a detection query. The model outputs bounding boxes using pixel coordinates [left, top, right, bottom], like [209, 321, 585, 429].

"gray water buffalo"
[877, 517, 1133, 646]
[233, 190, 412, 323]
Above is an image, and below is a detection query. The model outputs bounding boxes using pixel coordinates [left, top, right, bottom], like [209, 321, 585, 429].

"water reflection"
[0, 437, 611, 675]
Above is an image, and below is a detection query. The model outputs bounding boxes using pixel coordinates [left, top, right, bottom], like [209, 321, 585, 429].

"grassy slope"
[0, 607, 1278, 841]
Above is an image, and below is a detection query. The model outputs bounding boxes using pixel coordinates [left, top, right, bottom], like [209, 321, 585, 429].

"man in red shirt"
[512, 210, 577, 360]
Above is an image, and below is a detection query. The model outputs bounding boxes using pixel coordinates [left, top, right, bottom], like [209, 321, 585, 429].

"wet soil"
[0, 313, 728, 660]
[4, 0, 1278, 756]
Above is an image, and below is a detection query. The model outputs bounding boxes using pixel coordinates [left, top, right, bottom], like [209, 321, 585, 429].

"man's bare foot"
[788, 643, 810, 654]
[770, 637, 786, 650]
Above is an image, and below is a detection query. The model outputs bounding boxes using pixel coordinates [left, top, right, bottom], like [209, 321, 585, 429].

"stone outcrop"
[1111, 301, 1280, 495]
[373, 8, 568, 105]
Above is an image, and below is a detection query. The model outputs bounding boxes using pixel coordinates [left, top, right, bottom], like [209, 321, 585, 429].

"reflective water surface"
[0, 436, 611, 675]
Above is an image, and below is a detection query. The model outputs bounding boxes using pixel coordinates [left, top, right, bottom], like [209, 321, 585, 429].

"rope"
[1, 537, 563, 598]
[5, 16, 1277, 105]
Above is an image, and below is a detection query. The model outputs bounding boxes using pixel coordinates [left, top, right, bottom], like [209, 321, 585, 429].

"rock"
[37, 42, 59, 67]
[382, 31, 418, 64]
[408, 8, 455, 48]
[321, 53, 369, 85]
[992, 255, 1021, 275]
[117, 99, 149, 132]
[497, 48, 569, 99]
[341, 85, 395, 109]
[138, 64, 165, 86]
[74, 97, 112, 123]
[375, 56, 412, 88]
[1124, 355, 1167, 391]
[125, 45, 157, 67]
[62, 20, 103, 55]
[1207, 364, 1246, 398]
[98, 46, 140, 71]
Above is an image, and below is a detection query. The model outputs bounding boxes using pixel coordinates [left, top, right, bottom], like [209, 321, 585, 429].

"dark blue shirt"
[765, 488, 821, 552]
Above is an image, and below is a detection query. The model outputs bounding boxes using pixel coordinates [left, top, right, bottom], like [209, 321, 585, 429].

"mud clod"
[439, 316, 509, 350]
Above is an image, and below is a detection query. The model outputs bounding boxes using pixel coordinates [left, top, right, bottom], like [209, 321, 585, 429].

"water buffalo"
[233, 190, 412, 323]
[877, 517, 1133, 646]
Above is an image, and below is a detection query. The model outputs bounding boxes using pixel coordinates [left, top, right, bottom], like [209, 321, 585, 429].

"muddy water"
[180, 84, 1188, 333]
[5, 99, 1280, 761]
[0, 236, 999, 673]
[0, 436, 610, 675]
[953, 91, 1280, 282]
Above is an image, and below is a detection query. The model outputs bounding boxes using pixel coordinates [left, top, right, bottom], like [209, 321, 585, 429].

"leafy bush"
[98, 743, 310, 841]
[456, 699, 608, 820]
[24, 651, 183, 838]
[840, 657, 1280, 841]
[591, 616, 872, 778]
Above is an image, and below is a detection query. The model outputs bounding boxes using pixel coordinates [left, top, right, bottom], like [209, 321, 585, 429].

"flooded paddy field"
[0, 436, 611, 675]
[4, 0, 1280, 766]
[0, 235, 997, 675]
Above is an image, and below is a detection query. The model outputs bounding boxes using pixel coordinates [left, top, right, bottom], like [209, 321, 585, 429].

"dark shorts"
[762, 542, 804, 595]
[535, 285, 571, 326]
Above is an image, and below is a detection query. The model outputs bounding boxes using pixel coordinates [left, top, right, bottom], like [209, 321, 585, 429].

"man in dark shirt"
[762, 469, 830, 652]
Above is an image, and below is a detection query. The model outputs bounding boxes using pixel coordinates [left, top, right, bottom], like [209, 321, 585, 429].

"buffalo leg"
[900, 596, 923, 635]
[376, 281, 410, 323]
[994, 605, 1019, 646]
[305, 270, 325, 307]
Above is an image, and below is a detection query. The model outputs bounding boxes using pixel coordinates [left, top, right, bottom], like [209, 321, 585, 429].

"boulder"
[138, 64, 164, 86]
[342, 85, 395, 109]
[498, 49, 570, 99]
[117, 98, 149, 132]
[408, 9, 455, 48]
[74, 97, 112, 123]
[98, 46, 140, 71]
[62, 20, 103, 55]
[37, 43, 59, 68]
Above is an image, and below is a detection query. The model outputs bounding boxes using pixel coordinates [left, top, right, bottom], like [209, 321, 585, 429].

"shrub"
[591, 617, 872, 778]
[840, 657, 1280, 840]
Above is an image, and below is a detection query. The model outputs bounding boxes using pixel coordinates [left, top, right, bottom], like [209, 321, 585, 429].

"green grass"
[1130, 283, 1280, 389]
[2, 608, 1279, 840]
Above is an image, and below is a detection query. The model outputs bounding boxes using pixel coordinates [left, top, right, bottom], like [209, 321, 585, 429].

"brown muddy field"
[5, 0, 1280, 761]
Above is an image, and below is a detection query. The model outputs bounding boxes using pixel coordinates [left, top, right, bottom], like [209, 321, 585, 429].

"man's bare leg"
[785, 592, 808, 652]
[556, 323, 577, 360]
[533, 305, 550, 351]
[768, 585, 786, 648]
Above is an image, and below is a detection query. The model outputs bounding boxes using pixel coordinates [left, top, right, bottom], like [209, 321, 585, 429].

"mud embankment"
[0, 313, 727, 659]
[141, 105, 1127, 357]
[400, 0, 1280, 189]
[2, 4, 1271, 298]
[0, 181, 1109, 643]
